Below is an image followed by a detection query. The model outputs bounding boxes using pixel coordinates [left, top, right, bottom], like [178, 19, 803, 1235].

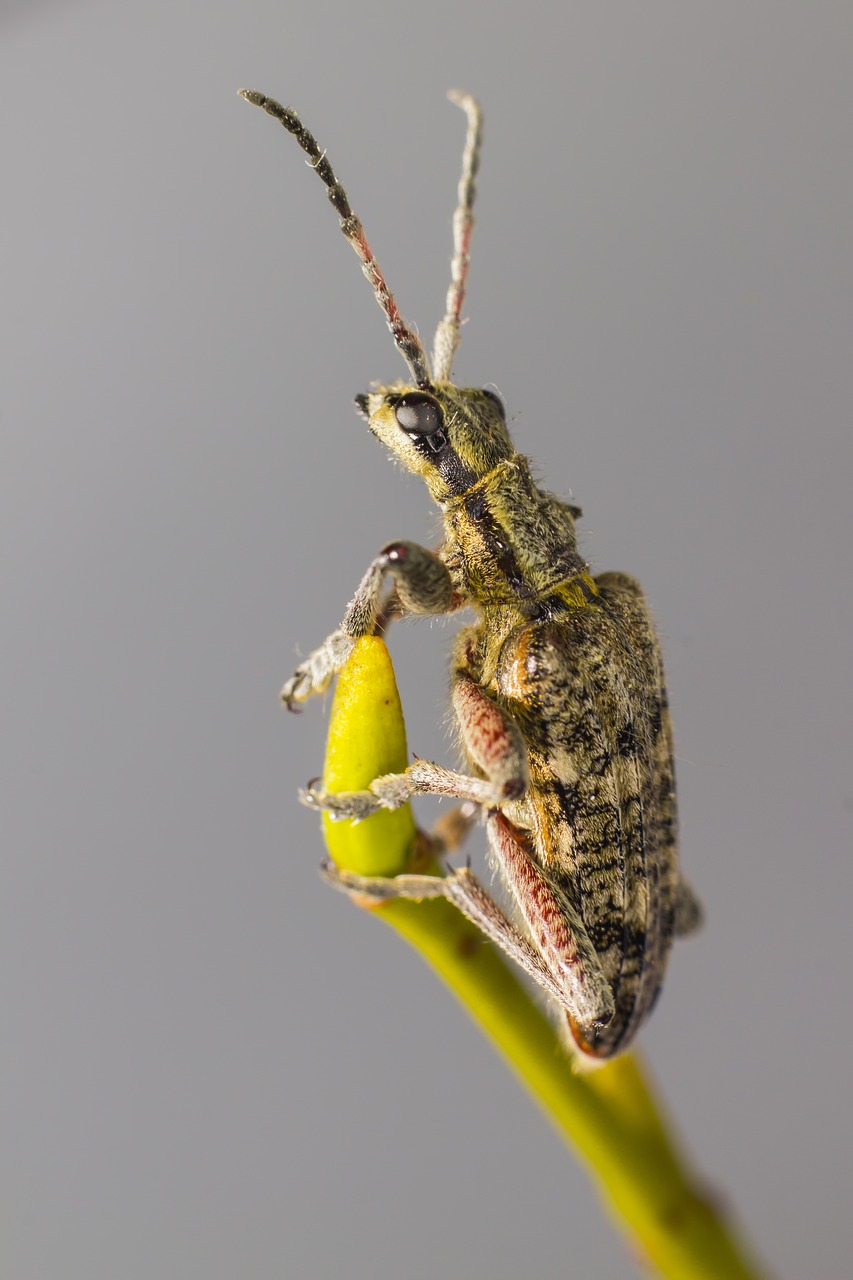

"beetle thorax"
[442, 456, 586, 609]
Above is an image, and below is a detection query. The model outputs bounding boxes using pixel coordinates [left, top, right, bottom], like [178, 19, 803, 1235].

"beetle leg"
[302, 675, 528, 821]
[429, 802, 479, 854]
[281, 542, 456, 709]
[301, 759, 505, 818]
[674, 879, 703, 937]
[319, 817, 613, 1031]
[485, 812, 615, 1033]
[319, 859, 571, 1007]
[451, 673, 530, 800]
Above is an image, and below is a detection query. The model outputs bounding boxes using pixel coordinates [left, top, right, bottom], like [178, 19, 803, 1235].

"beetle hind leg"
[319, 811, 615, 1034]
[485, 813, 615, 1034]
[319, 858, 575, 1009]
[674, 879, 703, 937]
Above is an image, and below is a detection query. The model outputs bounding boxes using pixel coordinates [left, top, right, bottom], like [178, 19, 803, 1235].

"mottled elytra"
[239, 88, 702, 1058]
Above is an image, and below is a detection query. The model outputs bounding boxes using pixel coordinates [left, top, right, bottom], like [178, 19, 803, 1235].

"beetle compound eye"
[395, 394, 442, 435]
[394, 394, 448, 453]
[482, 387, 506, 419]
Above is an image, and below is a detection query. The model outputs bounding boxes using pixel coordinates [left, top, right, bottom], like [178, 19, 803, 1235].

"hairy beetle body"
[241, 90, 700, 1057]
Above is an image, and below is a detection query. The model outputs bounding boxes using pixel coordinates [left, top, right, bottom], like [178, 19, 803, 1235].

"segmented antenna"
[239, 90, 432, 388]
[431, 92, 483, 383]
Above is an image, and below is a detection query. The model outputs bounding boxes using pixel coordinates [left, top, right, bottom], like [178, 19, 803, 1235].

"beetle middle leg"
[281, 541, 457, 709]
[302, 674, 528, 816]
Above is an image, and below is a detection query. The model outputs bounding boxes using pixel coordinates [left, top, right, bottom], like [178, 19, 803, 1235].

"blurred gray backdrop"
[4, 2, 852, 1277]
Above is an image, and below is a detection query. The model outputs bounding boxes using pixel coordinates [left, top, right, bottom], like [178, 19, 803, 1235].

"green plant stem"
[319, 637, 768, 1280]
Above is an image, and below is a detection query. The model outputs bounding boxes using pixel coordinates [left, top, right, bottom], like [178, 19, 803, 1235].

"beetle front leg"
[281, 542, 455, 709]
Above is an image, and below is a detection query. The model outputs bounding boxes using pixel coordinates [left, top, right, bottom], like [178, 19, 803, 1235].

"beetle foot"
[281, 630, 354, 710]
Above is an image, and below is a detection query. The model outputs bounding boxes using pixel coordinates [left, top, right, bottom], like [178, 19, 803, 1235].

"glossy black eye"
[395, 393, 442, 435]
[394, 393, 448, 453]
[482, 387, 506, 419]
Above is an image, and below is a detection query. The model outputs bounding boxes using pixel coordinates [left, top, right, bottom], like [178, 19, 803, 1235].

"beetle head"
[354, 383, 514, 502]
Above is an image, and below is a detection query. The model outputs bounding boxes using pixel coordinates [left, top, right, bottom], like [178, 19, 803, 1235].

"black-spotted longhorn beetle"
[239, 88, 701, 1058]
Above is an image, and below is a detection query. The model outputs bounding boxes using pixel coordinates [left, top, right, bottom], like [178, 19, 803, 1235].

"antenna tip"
[447, 89, 479, 116]
[238, 88, 265, 107]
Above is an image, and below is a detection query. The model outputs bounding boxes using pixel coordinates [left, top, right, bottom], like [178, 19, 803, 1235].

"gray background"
[4, 2, 852, 1277]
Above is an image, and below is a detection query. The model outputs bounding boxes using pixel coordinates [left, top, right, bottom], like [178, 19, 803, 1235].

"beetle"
[239, 88, 701, 1058]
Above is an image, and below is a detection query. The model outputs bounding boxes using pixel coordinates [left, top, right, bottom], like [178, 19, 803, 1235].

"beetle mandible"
[239, 88, 701, 1058]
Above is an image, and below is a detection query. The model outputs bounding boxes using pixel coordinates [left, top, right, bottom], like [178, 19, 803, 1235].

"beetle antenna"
[239, 90, 433, 388]
[432, 92, 483, 383]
